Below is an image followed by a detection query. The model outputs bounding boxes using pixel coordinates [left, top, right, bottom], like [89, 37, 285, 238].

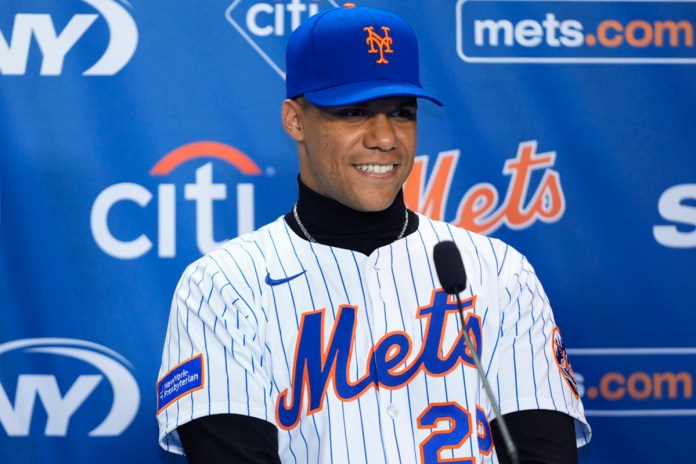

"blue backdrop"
[1, 1, 695, 463]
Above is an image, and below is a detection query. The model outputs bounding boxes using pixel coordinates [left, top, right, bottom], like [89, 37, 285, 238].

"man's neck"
[284, 177, 418, 255]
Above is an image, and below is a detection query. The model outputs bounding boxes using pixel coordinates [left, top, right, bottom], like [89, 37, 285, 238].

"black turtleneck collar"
[284, 177, 419, 255]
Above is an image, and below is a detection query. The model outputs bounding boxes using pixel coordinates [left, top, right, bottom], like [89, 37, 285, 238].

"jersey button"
[387, 405, 398, 417]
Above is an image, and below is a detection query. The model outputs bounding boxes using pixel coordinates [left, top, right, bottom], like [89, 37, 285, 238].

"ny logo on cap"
[364, 26, 393, 64]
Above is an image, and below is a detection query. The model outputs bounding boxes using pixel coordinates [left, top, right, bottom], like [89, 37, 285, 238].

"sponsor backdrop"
[1, 0, 694, 463]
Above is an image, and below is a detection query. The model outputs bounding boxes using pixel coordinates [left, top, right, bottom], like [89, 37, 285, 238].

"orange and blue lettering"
[275, 289, 482, 429]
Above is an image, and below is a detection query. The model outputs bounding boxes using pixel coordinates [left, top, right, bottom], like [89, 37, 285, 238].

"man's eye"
[392, 108, 417, 120]
[337, 108, 366, 118]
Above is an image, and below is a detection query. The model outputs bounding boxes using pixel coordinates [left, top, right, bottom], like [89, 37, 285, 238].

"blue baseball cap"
[285, 4, 443, 107]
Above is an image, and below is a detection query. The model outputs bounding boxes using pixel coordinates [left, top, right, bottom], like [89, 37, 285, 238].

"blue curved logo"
[0, 338, 140, 437]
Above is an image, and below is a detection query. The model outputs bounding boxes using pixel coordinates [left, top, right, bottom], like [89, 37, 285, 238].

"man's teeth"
[356, 164, 394, 174]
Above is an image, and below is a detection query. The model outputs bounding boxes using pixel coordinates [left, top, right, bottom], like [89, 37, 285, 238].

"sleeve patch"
[552, 327, 580, 399]
[157, 354, 205, 413]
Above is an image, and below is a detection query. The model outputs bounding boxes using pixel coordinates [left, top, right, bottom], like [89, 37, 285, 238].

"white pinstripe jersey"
[157, 213, 591, 463]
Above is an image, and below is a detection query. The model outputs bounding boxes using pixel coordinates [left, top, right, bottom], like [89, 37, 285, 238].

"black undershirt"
[284, 177, 419, 255]
[178, 179, 579, 463]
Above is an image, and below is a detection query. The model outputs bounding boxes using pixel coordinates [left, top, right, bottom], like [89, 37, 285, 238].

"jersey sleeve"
[156, 248, 273, 455]
[493, 243, 592, 447]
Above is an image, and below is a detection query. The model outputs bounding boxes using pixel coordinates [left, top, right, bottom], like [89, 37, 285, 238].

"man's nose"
[364, 114, 397, 151]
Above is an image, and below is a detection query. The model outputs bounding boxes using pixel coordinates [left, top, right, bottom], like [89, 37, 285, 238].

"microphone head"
[433, 240, 467, 295]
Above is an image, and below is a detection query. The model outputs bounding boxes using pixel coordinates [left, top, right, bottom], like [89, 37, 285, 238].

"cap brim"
[303, 80, 443, 107]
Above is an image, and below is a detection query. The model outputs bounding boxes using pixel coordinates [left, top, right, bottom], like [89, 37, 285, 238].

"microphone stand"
[451, 287, 519, 464]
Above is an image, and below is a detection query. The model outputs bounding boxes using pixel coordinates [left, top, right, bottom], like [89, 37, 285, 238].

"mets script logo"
[275, 290, 481, 429]
[364, 26, 393, 63]
[404, 140, 566, 235]
[553, 328, 580, 399]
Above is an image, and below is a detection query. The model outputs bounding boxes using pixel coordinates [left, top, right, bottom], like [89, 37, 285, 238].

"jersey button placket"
[365, 257, 399, 461]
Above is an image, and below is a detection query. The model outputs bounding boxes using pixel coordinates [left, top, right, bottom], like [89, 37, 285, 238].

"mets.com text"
[457, 0, 696, 62]
[473, 13, 693, 48]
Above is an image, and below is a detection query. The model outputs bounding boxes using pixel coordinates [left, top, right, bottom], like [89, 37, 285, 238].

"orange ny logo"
[364, 26, 393, 64]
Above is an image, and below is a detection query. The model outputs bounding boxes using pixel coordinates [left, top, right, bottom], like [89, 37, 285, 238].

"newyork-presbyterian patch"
[157, 354, 204, 413]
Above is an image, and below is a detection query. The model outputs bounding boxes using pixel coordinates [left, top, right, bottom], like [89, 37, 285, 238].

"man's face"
[283, 97, 418, 212]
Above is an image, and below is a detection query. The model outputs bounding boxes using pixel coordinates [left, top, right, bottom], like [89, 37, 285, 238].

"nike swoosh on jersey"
[265, 270, 307, 286]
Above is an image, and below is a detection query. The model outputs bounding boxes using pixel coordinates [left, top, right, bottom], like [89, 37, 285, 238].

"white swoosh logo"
[0, 338, 140, 436]
[81, 0, 138, 75]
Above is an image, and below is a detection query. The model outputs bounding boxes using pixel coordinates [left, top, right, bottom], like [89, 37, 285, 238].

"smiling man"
[283, 96, 417, 213]
[157, 4, 591, 463]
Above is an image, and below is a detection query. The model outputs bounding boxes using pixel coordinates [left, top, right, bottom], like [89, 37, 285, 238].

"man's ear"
[282, 99, 304, 142]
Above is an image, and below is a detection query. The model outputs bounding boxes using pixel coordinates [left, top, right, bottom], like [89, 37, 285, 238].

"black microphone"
[433, 240, 468, 294]
[433, 240, 519, 464]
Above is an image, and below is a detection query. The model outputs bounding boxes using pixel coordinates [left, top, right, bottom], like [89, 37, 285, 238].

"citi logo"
[0, 338, 139, 437]
[90, 141, 263, 259]
[225, 0, 338, 78]
[0, 0, 138, 76]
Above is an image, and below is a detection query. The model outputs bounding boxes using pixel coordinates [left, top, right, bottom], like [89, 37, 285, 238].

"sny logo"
[0, 338, 139, 436]
[0, 0, 138, 76]
[653, 184, 696, 248]
[364, 26, 393, 64]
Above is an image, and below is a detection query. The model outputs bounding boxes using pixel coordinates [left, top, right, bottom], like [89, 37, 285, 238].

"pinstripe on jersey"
[157, 214, 591, 463]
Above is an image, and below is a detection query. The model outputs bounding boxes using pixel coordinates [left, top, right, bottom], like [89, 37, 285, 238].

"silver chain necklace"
[292, 203, 409, 244]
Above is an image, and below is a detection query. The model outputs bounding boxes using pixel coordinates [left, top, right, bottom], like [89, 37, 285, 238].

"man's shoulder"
[415, 213, 499, 243]
[238, 215, 289, 242]
[186, 216, 288, 268]
[414, 213, 522, 261]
